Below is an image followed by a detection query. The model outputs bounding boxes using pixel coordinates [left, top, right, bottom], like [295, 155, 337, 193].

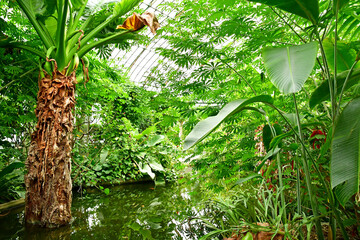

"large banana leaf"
[249, 0, 319, 24]
[263, 42, 318, 94]
[309, 68, 360, 108]
[331, 97, 360, 205]
[183, 95, 273, 150]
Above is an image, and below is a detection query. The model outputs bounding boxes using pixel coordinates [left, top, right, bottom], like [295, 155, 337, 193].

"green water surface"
[0, 181, 209, 240]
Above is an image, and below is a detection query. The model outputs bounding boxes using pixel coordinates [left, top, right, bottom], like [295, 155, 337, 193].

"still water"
[0, 181, 210, 240]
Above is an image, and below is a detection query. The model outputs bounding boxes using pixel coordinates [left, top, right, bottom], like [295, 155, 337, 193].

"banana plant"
[0, 0, 159, 227]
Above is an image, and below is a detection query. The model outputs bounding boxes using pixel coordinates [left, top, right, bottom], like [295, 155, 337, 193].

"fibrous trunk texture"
[25, 69, 76, 227]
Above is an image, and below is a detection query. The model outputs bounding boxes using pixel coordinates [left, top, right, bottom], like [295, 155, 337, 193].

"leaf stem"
[220, 60, 257, 95]
[292, 93, 324, 240]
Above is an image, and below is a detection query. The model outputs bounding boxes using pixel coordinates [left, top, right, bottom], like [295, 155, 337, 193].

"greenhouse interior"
[1, 0, 360, 239]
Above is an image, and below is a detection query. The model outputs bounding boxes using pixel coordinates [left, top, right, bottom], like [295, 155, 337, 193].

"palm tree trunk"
[25, 69, 76, 227]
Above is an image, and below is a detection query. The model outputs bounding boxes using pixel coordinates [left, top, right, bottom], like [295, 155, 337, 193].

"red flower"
[310, 130, 326, 149]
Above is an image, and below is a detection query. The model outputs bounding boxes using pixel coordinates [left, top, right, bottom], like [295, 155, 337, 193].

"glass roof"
[110, 0, 179, 86]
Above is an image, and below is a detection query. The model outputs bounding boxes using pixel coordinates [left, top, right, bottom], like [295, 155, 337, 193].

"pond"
[0, 180, 212, 240]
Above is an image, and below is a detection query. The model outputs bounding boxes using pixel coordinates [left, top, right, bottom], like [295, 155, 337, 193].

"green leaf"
[323, 39, 360, 73]
[44, 16, 57, 38]
[113, 0, 141, 17]
[26, 0, 56, 17]
[148, 160, 164, 172]
[0, 162, 24, 179]
[134, 125, 157, 139]
[104, 188, 110, 195]
[331, 97, 360, 205]
[270, 132, 293, 149]
[320, 127, 332, 156]
[263, 42, 318, 94]
[334, 0, 349, 12]
[234, 174, 262, 186]
[242, 232, 254, 240]
[70, 0, 85, 10]
[309, 68, 360, 108]
[284, 113, 305, 126]
[263, 123, 282, 151]
[129, 221, 141, 231]
[146, 135, 165, 147]
[100, 150, 109, 163]
[208, 12, 226, 21]
[249, 0, 319, 24]
[138, 162, 155, 179]
[183, 95, 273, 150]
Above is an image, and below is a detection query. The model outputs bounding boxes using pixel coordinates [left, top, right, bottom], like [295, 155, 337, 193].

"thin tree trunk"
[25, 69, 76, 227]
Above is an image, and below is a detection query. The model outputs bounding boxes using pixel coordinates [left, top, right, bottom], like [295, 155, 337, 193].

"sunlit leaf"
[263, 42, 318, 94]
[113, 0, 141, 17]
[138, 162, 155, 179]
[148, 160, 164, 172]
[183, 95, 273, 150]
[146, 135, 165, 146]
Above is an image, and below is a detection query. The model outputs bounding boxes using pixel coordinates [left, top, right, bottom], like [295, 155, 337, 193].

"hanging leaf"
[331, 97, 360, 205]
[263, 42, 318, 94]
[117, 13, 145, 31]
[309, 68, 360, 108]
[183, 95, 273, 150]
[116, 11, 159, 34]
[249, 0, 319, 24]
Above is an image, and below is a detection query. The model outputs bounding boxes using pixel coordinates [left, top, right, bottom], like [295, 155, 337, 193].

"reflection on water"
[0, 181, 210, 239]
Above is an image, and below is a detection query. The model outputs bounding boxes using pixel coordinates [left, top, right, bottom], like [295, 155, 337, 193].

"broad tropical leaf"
[263, 42, 318, 94]
[331, 97, 360, 205]
[323, 38, 360, 73]
[138, 162, 155, 179]
[309, 68, 360, 108]
[183, 95, 273, 150]
[249, 0, 319, 24]
[148, 160, 164, 172]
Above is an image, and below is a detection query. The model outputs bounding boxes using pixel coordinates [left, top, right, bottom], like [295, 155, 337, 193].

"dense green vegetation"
[1, 0, 360, 239]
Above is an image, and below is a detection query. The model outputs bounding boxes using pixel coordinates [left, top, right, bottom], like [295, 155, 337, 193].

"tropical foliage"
[1, 0, 360, 238]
